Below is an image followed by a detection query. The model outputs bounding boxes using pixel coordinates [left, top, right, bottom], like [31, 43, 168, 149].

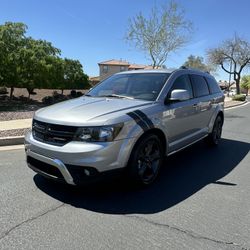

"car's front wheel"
[128, 134, 164, 186]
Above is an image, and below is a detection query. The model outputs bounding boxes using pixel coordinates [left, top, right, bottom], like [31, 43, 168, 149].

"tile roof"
[98, 59, 130, 66]
[128, 64, 147, 69]
[89, 76, 100, 81]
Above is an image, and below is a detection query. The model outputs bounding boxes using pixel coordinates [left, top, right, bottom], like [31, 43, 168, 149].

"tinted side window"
[169, 75, 193, 99]
[206, 77, 221, 94]
[190, 75, 209, 97]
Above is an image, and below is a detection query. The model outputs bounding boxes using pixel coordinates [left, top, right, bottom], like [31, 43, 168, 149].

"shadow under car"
[34, 138, 250, 215]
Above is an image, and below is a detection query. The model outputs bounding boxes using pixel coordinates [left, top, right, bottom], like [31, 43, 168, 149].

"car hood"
[34, 96, 152, 126]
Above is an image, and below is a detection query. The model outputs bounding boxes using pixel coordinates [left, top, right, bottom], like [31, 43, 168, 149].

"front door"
[162, 74, 200, 152]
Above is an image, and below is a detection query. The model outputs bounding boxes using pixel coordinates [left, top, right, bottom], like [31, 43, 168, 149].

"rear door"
[189, 74, 213, 135]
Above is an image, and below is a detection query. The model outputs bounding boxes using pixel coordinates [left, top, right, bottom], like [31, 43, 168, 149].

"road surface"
[0, 103, 250, 250]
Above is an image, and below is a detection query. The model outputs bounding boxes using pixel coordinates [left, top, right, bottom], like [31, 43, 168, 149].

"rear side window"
[169, 74, 193, 99]
[205, 77, 221, 94]
[190, 75, 210, 97]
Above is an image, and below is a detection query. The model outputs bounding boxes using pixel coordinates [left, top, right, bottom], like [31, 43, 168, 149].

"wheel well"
[217, 111, 224, 125]
[136, 128, 167, 153]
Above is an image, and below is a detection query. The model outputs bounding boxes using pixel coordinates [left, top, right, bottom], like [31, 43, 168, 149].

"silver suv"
[25, 68, 224, 186]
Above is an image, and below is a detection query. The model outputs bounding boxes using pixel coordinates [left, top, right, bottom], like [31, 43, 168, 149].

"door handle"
[192, 103, 198, 107]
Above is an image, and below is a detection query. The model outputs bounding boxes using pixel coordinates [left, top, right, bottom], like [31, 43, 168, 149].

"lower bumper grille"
[27, 156, 63, 179]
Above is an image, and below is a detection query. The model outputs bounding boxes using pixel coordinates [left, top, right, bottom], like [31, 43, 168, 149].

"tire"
[127, 134, 164, 186]
[206, 115, 223, 146]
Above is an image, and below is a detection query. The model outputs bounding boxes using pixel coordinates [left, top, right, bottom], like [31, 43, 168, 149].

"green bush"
[0, 86, 8, 95]
[70, 89, 77, 98]
[232, 94, 246, 101]
[42, 96, 54, 105]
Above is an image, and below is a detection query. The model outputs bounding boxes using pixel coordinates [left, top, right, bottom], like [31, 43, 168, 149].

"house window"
[120, 66, 126, 71]
[102, 65, 108, 73]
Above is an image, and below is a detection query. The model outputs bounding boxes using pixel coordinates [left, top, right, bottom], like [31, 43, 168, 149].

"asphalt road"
[0, 103, 250, 250]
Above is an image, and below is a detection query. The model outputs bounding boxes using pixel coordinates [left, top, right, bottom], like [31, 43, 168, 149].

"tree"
[241, 75, 250, 96]
[125, 1, 192, 68]
[0, 22, 27, 98]
[48, 58, 89, 94]
[207, 34, 250, 94]
[63, 59, 89, 91]
[0, 21, 89, 99]
[19, 37, 61, 98]
[183, 55, 214, 72]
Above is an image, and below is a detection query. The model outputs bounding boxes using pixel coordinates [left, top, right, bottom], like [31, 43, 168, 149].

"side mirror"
[165, 89, 190, 104]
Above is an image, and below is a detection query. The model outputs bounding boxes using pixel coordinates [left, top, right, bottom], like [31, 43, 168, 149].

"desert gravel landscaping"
[0, 111, 35, 121]
[0, 128, 30, 137]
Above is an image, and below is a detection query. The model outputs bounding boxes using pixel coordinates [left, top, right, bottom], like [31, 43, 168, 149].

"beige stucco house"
[98, 59, 154, 81]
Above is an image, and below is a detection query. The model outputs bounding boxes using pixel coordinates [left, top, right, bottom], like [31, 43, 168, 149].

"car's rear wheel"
[206, 115, 223, 146]
[128, 134, 164, 185]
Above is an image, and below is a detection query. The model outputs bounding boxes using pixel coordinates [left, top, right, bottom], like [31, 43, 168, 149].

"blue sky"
[1, 0, 250, 80]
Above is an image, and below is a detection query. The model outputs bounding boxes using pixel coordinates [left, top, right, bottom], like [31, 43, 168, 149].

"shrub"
[76, 91, 83, 97]
[19, 95, 30, 102]
[12, 96, 19, 101]
[232, 94, 246, 101]
[52, 90, 59, 97]
[42, 96, 54, 105]
[0, 86, 8, 95]
[70, 90, 77, 98]
[0, 95, 9, 101]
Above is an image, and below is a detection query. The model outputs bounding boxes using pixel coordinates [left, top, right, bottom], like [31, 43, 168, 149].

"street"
[0, 103, 250, 250]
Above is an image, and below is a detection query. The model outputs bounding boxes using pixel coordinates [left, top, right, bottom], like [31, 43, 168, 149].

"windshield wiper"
[99, 94, 134, 100]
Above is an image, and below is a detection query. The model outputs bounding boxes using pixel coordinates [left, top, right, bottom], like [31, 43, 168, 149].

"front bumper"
[25, 131, 136, 185]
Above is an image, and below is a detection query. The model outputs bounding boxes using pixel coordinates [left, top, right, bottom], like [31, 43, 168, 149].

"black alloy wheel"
[128, 134, 164, 185]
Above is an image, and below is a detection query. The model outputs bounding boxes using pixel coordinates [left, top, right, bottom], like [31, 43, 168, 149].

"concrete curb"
[0, 136, 24, 147]
[224, 100, 248, 110]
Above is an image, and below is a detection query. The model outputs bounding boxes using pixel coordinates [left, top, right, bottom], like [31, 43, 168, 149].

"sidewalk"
[224, 96, 248, 109]
[0, 118, 32, 131]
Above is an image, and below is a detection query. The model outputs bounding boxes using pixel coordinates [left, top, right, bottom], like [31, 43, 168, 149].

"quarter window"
[190, 75, 210, 97]
[205, 77, 221, 94]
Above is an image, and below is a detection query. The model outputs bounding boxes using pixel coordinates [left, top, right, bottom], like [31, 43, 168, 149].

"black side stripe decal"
[127, 110, 154, 131]
[133, 110, 154, 128]
[127, 112, 148, 131]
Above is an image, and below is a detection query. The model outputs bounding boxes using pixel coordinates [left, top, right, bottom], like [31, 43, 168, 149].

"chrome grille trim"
[32, 119, 78, 146]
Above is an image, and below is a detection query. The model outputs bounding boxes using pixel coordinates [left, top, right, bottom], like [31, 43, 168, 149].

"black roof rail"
[179, 66, 187, 69]
[179, 66, 211, 74]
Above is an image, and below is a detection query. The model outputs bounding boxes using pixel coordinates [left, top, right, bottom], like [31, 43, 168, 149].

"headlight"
[74, 123, 123, 142]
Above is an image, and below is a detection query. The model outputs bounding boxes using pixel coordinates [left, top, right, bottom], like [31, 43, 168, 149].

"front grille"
[27, 156, 63, 179]
[32, 119, 78, 146]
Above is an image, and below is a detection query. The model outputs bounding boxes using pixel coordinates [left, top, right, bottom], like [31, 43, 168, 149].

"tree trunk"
[235, 78, 241, 95]
[26, 88, 34, 99]
[61, 89, 64, 95]
[10, 86, 14, 99]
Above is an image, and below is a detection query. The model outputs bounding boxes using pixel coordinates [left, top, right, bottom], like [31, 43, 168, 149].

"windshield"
[87, 73, 170, 101]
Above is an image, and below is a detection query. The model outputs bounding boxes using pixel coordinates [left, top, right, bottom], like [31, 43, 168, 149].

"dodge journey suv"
[25, 68, 224, 185]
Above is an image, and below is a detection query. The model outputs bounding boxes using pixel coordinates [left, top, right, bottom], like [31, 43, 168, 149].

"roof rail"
[179, 66, 210, 74]
[179, 66, 187, 69]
